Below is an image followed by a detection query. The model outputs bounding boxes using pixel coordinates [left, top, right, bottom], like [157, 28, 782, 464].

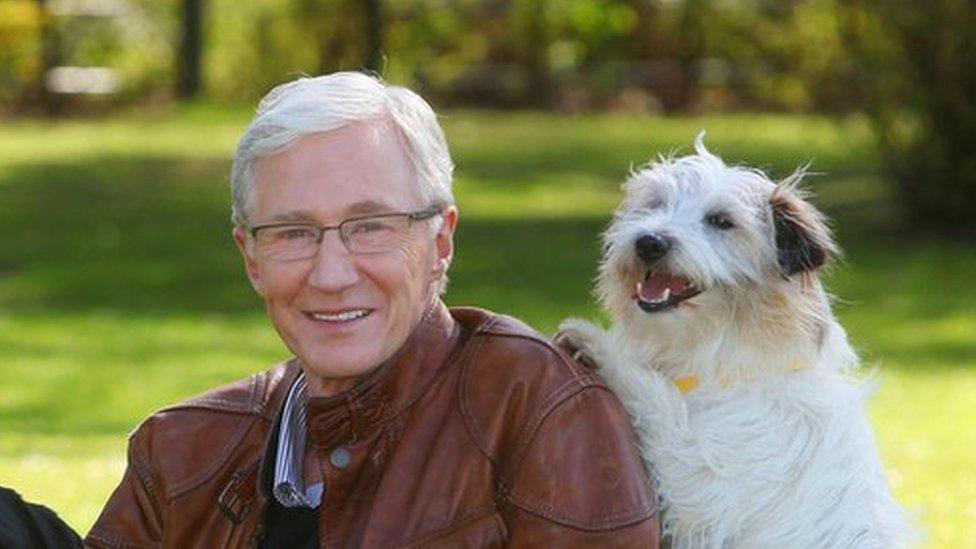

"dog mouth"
[633, 270, 702, 313]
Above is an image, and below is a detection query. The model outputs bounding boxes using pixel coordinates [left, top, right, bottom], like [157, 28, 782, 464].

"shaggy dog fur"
[559, 135, 916, 548]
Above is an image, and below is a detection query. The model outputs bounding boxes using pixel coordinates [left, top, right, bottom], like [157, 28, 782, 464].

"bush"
[840, 0, 976, 236]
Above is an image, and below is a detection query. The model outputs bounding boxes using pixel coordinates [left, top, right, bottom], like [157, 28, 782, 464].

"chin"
[298, 349, 381, 395]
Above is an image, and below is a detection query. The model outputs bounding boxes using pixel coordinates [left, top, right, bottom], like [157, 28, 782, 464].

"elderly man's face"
[234, 121, 456, 397]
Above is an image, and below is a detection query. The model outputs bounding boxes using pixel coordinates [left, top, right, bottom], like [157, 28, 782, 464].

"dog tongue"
[637, 271, 692, 302]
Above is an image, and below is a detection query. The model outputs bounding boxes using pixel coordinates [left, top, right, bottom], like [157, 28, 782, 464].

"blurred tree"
[289, 0, 384, 75]
[840, 0, 976, 235]
[363, 0, 383, 72]
[0, 0, 903, 116]
[670, 0, 707, 112]
[177, 0, 205, 98]
[0, 1, 40, 112]
[515, 0, 551, 106]
[35, 0, 61, 115]
[707, 0, 853, 111]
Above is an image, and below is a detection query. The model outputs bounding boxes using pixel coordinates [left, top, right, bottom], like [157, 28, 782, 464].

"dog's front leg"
[558, 319, 689, 451]
[555, 318, 612, 370]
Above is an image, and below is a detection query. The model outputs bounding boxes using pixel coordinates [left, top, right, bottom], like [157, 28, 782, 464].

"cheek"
[367, 243, 436, 310]
[258, 264, 308, 300]
[398, 240, 436, 281]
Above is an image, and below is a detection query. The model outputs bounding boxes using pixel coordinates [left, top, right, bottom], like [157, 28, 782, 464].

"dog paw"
[555, 318, 608, 370]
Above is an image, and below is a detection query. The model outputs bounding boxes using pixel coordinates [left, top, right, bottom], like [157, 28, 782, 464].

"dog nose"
[635, 233, 672, 264]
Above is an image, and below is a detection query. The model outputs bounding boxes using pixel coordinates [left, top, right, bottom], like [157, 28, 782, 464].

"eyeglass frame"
[246, 204, 444, 260]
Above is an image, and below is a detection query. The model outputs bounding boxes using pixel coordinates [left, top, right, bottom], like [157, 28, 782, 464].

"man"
[86, 72, 659, 547]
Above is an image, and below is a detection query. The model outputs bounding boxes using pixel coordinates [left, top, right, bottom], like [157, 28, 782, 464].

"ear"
[432, 206, 458, 277]
[233, 225, 267, 296]
[769, 187, 838, 277]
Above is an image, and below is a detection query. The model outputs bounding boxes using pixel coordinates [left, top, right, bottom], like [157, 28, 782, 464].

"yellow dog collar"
[674, 362, 809, 394]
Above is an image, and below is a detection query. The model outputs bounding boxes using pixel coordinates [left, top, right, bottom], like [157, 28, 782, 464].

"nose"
[306, 231, 360, 292]
[635, 233, 672, 264]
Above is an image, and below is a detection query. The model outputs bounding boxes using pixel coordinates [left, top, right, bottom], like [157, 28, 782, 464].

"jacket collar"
[229, 302, 460, 526]
[304, 299, 460, 450]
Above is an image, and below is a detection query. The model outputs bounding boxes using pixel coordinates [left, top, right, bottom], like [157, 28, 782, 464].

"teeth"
[661, 288, 671, 301]
[311, 310, 369, 322]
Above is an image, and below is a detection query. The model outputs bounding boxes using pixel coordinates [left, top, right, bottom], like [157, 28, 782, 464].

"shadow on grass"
[1, 156, 248, 312]
[0, 155, 606, 317]
[1, 152, 974, 438]
[447, 113, 880, 186]
[2, 154, 972, 346]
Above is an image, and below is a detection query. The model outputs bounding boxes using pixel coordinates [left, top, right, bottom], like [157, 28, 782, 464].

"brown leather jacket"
[86, 304, 659, 548]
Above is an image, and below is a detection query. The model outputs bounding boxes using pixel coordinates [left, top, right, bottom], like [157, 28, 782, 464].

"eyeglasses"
[249, 205, 443, 261]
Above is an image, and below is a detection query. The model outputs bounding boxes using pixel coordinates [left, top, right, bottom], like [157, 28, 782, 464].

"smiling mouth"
[305, 309, 373, 323]
[633, 271, 702, 313]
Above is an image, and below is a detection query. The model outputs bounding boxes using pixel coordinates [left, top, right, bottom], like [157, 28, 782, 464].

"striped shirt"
[273, 372, 324, 508]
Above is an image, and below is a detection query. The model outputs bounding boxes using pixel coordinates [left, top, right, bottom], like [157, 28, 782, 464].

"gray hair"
[230, 72, 455, 226]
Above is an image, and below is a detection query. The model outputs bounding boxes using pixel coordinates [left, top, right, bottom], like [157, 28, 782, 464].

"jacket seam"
[127, 437, 162, 521]
[85, 529, 160, 549]
[398, 502, 500, 547]
[155, 370, 276, 416]
[504, 379, 601, 480]
[166, 414, 261, 498]
[166, 372, 260, 414]
[473, 329, 590, 379]
[168, 399, 256, 414]
[459, 315, 603, 468]
[457, 329, 500, 467]
[471, 330, 605, 391]
[502, 489, 658, 531]
[249, 371, 265, 411]
[500, 383, 658, 530]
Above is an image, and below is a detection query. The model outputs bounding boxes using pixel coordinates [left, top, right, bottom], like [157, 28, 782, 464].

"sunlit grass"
[0, 108, 972, 546]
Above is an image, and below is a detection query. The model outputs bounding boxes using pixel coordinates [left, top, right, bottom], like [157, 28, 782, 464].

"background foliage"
[5, 0, 972, 232]
[2, 0, 857, 110]
[1, 107, 974, 547]
[1, 0, 974, 546]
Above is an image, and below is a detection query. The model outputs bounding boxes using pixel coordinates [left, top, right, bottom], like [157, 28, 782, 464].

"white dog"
[559, 135, 916, 548]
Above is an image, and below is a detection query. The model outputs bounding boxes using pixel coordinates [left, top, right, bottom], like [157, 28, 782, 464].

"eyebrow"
[345, 200, 395, 215]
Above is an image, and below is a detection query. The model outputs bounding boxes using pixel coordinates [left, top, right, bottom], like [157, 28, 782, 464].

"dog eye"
[648, 199, 664, 210]
[705, 213, 735, 230]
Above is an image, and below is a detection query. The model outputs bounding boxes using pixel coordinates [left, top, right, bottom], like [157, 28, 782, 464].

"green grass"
[1, 107, 973, 546]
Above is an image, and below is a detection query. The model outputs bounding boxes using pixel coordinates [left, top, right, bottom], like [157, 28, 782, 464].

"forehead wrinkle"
[265, 209, 318, 223]
[260, 199, 398, 224]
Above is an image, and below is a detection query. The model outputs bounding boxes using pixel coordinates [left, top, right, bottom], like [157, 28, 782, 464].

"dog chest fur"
[598, 334, 913, 548]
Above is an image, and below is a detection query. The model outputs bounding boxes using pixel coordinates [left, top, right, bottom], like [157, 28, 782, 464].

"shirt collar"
[272, 371, 323, 508]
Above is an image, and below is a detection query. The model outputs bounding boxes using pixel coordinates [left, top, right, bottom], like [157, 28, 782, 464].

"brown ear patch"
[770, 187, 838, 277]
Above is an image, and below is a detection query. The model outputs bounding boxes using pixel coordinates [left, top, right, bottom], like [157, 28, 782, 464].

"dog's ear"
[770, 186, 838, 277]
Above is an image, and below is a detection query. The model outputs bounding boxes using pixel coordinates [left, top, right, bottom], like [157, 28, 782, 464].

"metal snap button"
[329, 447, 351, 469]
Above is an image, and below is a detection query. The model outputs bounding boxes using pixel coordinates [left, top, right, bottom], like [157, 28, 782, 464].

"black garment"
[0, 487, 82, 549]
[260, 502, 318, 549]
[258, 406, 318, 549]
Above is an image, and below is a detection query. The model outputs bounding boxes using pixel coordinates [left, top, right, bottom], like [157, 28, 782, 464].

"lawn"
[0, 106, 973, 546]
